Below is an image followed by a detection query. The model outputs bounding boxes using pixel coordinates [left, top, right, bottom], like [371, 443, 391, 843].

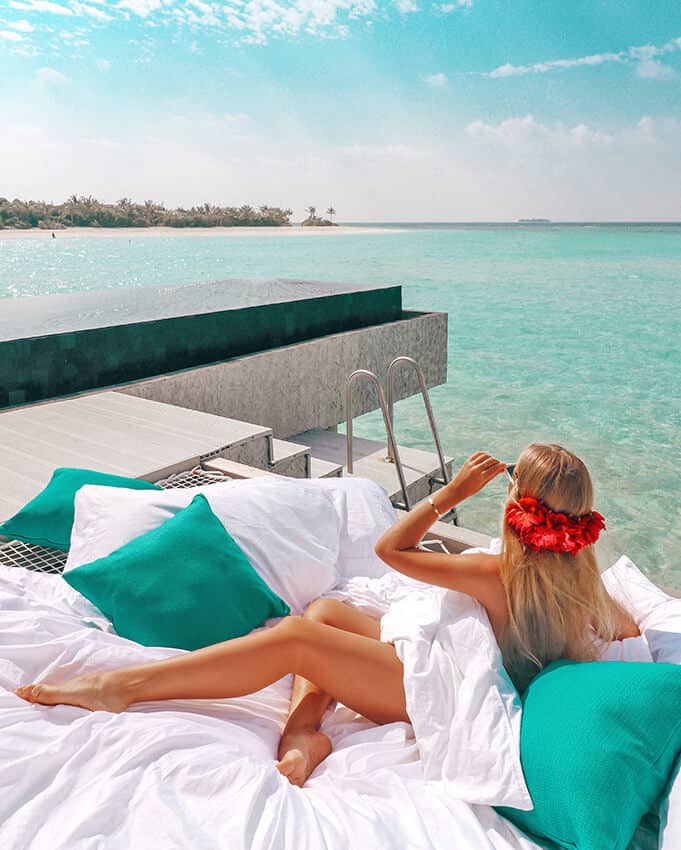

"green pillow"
[497, 660, 681, 850]
[0, 467, 160, 552]
[63, 493, 290, 650]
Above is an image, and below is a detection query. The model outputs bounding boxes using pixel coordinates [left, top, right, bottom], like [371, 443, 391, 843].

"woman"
[16, 444, 639, 788]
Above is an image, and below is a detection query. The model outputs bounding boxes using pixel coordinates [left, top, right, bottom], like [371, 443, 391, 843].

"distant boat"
[518, 218, 552, 224]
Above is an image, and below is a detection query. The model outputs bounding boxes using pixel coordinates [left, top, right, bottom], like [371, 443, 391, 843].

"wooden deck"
[0, 392, 271, 522]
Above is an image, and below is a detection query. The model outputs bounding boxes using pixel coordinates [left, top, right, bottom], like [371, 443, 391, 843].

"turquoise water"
[2, 225, 680, 589]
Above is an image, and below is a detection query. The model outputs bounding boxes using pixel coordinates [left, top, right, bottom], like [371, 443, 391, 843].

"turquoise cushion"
[63, 493, 290, 650]
[497, 660, 681, 850]
[0, 467, 160, 552]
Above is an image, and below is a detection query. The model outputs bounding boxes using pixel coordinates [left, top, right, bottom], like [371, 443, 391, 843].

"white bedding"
[0, 563, 541, 850]
[1, 558, 672, 850]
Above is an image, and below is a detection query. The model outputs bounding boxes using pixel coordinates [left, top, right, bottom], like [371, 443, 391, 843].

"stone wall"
[121, 310, 448, 437]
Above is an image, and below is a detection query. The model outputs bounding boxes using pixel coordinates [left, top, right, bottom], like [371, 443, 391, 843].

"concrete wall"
[121, 310, 448, 438]
[0, 283, 401, 409]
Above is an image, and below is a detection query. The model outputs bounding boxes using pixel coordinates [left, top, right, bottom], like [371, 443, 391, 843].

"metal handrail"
[386, 356, 450, 488]
[345, 369, 411, 511]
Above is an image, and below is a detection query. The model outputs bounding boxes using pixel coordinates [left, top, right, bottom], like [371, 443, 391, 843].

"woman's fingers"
[478, 455, 501, 470]
[484, 462, 507, 480]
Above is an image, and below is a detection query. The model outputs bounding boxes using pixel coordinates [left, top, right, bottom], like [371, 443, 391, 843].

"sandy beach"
[0, 225, 402, 240]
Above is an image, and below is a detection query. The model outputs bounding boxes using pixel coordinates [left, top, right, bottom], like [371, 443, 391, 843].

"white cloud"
[96, 57, 112, 70]
[394, 0, 418, 12]
[8, 19, 35, 31]
[9, 0, 73, 14]
[434, 0, 471, 11]
[481, 36, 681, 79]
[1, 0, 428, 45]
[422, 72, 448, 87]
[3, 113, 681, 221]
[117, 0, 162, 17]
[636, 59, 675, 80]
[36, 66, 69, 82]
[465, 115, 613, 149]
[0, 29, 24, 40]
[71, 1, 114, 20]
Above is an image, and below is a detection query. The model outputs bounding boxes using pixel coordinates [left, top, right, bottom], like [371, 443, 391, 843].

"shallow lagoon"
[2, 224, 680, 588]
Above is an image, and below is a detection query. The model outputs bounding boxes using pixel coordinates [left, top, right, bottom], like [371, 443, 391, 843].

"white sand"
[0, 225, 403, 240]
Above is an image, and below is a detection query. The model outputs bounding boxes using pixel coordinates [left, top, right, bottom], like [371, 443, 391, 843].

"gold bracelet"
[427, 496, 443, 519]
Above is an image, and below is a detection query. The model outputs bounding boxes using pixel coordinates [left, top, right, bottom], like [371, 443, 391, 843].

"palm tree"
[326, 206, 336, 222]
[305, 206, 317, 220]
[144, 200, 157, 226]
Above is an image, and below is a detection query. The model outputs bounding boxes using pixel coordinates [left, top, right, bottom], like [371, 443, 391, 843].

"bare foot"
[15, 672, 129, 713]
[276, 728, 332, 787]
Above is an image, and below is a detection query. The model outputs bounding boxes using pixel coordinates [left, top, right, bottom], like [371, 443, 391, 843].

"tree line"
[0, 196, 294, 229]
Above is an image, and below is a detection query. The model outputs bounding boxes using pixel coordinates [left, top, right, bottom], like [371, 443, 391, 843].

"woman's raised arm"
[374, 452, 507, 609]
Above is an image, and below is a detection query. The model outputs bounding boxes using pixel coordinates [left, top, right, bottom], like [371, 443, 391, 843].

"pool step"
[290, 429, 452, 506]
[269, 438, 310, 477]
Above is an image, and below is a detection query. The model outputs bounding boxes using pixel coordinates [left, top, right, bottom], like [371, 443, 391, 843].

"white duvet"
[0, 561, 670, 850]
[0, 562, 542, 850]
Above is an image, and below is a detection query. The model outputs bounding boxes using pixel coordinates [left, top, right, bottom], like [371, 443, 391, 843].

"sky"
[1, 0, 681, 220]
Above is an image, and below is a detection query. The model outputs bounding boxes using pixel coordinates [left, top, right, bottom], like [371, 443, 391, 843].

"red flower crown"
[505, 496, 605, 556]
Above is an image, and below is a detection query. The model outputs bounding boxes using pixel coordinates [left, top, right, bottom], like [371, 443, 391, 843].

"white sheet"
[324, 573, 531, 809]
[0, 563, 541, 850]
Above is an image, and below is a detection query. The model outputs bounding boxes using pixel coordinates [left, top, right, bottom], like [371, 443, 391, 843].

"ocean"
[2, 224, 680, 589]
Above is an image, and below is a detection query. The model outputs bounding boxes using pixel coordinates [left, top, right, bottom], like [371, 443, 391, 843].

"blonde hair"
[499, 443, 621, 692]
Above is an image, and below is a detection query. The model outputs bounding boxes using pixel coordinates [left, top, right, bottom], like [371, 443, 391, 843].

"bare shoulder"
[610, 598, 641, 639]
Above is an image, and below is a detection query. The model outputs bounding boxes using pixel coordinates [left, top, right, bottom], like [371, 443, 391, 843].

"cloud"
[2, 0, 436, 45]
[464, 115, 613, 148]
[0, 29, 24, 40]
[36, 66, 69, 82]
[3, 113, 681, 222]
[434, 0, 471, 11]
[96, 57, 112, 70]
[8, 19, 35, 31]
[9, 0, 73, 14]
[117, 0, 162, 17]
[636, 59, 675, 79]
[71, 1, 114, 19]
[480, 36, 681, 79]
[422, 72, 448, 87]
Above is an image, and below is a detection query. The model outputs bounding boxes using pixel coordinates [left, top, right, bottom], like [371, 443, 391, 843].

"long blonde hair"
[499, 443, 621, 692]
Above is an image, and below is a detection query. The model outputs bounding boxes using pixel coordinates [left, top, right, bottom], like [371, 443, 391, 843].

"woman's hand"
[445, 452, 506, 503]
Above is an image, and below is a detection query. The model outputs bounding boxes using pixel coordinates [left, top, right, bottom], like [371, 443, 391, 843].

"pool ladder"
[345, 356, 455, 521]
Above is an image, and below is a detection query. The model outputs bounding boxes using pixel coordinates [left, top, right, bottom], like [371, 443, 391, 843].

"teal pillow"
[63, 493, 290, 650]
[497, 660, 681, 850]
[0, 467, 160, 552]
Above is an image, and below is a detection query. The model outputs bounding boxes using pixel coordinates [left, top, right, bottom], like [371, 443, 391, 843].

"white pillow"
[600, 557, 681, 850]
[601, 556, 681, 665]
[306, 477, 397, 579]
[66, 477, 342, 614]
[660, 756, 681, 850]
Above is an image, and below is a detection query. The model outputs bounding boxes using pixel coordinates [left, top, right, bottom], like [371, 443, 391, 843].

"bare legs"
[276, 599, 383, 785]
[15, 601, 406, 785]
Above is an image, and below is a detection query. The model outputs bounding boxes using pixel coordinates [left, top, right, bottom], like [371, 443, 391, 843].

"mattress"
[0, 562, 663, 850]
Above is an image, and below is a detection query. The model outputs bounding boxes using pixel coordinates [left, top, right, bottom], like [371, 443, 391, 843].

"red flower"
[505, 498, 606, 556]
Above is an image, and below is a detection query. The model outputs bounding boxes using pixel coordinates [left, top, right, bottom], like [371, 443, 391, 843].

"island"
[0, 196, 294, 229]
[301, 206, 338, 227]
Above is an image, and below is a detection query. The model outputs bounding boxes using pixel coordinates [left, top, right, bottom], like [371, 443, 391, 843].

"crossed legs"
[15, 599, 407, 785]
[276, 598, 387, 785]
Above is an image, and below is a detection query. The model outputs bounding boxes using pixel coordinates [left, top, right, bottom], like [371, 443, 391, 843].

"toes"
[276, 755, 304, 786]
[15, 685, 35, 702]
[15, 684, 48, 704]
